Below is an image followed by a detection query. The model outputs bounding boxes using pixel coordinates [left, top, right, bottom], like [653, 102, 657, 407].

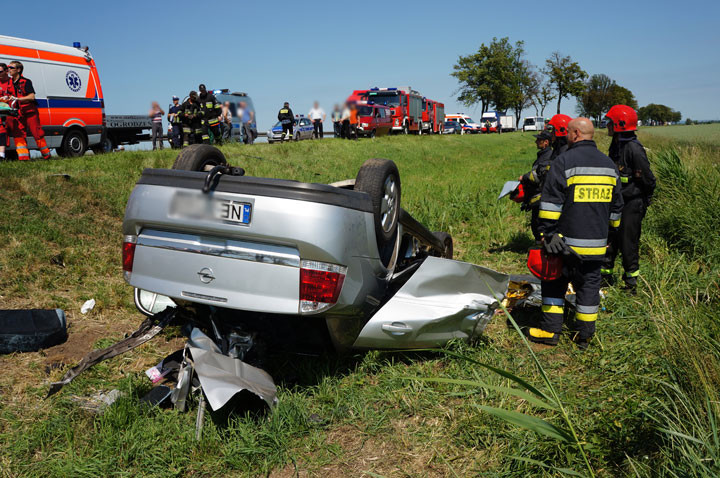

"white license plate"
[216, 200, 252, 224]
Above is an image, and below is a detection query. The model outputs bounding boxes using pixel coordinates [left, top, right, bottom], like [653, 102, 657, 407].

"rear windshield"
[524, 118, 535, 125]
[368, 92, 400, 106]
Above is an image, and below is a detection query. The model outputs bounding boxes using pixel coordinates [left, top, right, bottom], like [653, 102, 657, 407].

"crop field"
[1, 129, 719, 477]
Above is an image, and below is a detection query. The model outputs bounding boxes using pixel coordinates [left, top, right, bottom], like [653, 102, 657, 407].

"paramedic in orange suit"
[7, 61, 51, 160]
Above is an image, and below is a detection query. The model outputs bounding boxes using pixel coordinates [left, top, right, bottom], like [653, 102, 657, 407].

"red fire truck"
[362, 87, 422, 134]
[421, 98, 445, 134]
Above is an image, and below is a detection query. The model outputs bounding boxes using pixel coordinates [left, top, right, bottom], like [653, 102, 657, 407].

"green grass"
[0, 130, 719, 477]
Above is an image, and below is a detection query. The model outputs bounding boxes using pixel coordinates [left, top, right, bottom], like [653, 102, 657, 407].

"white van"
[522, 116, 545, 132]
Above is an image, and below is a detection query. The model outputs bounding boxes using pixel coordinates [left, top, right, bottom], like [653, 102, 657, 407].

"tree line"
[452, 38, 682, 126]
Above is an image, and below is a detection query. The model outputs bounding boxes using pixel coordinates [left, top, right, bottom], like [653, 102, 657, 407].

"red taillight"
[299, 260, 346, 313]
[122, 237, 136, 273]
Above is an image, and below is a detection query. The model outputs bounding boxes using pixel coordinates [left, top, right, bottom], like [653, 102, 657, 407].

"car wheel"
[172, 144, 227, 171]
[294, 133, 300, 141]
[59, 129, 87, 157]
[418, 124, 423, 135]
[91, 136, 113, 155]
[402, 123, 409, 135]
[354, 158, 401, 267]
[431, 231, 453, 259]
[370, 129, 376, 138]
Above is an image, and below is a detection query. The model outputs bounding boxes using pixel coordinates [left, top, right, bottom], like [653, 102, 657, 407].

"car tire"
[91, 136, 113, 155]
[370, 129, 376, 139]
[402, 123, 409, 135]
[354, 158, 401, 267]
[172, 144, 227, 171]
[59, 130, 87, 157]
[431, 231, 453, 259]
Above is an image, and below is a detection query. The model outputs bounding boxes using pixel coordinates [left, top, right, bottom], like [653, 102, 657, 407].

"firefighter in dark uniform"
[529, 118, 624, 349]
[546, 114, 572, 160]
[179, 91, 203, 147]
[518, 130, 554, 241]
[278, 102, 294, 141]
[198, 84, 222, 144]
[167, 95, 182, 149]
[602, 105, 656, 293]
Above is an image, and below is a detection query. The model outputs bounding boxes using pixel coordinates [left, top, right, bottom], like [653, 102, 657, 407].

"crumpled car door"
[353, 257, 509, 349]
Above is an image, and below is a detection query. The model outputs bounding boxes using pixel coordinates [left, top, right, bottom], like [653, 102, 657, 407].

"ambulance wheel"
[172, 144, 227, 171]
[431, 231, 453, 259]
[354, 158, 401, 267]
[59, 130, 87, 157]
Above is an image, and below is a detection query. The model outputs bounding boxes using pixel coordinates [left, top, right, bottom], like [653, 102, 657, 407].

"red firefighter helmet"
[527, 247, 563, 281]
[605, 105, 638, 132]
[545, 114, 572, 137]
[510, 184, 525, 203]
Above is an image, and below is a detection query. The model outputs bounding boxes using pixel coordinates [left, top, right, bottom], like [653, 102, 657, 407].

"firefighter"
[198, 84, 222, 144]
[530, 118, 624, 349]
[602, 105, 656, 293]
[278, 102, 294, 141]
[179, 91, 203, 147]
[6, 61, 51, 160]
[167, 95, 182, 149]
[546, 114, 572, 160]
[518, 130, 554, 241]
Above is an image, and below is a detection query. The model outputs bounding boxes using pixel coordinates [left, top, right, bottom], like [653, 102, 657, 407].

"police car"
[267, 115, 314, 143]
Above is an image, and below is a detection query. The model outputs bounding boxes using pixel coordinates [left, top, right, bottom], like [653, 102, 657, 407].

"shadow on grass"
[489, 231, 535, 254]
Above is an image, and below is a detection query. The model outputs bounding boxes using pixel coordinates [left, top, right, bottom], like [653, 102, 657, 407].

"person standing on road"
[179, 91, 203, 147]
[220, 101, 233, 142]
[331, 104, 342, 138]
[240, 101, 254, 145]
[530, 118, 624, 349]
[348, 103, 359, 140]
[149, 101, 165, 150]
[0, 63, 12, 161]
[546, 114, 572, 160]
[308, 101, 326, 139]
[167, 96, 182, 149]
[6, 61, 51, 160]
[278, 102, 294, 141]
[601, 105, 656, 293]
[340, 103, 351, 139]
[198, 84, 222, 144]
[518, 130, 554, 241]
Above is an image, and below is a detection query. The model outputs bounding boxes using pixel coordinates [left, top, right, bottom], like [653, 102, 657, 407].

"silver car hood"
[352, 257, 509, 349]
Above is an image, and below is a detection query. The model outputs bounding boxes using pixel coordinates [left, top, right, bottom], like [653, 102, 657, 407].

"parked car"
[356, 102, 393, 138]
[442, 121, 462, 134]
[121, 145, 508, 354]
[444, 114, 481, 134]
[267, 116, 314, 143]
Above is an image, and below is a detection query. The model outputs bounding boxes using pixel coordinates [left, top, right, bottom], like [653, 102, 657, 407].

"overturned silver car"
[122, 145, 508, 352]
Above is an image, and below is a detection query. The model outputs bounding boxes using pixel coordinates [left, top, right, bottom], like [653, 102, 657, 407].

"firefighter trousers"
[182, 121, 203, 147]
[201, 119, 221, 144]
[540, 260, 601, 340]
[530, 206, 541, 242]
[282, 122, 293, 139]
[603, 197, 646, 286]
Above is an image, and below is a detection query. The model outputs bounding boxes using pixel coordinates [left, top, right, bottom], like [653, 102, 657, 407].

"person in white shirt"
[308, 101, 326, 139]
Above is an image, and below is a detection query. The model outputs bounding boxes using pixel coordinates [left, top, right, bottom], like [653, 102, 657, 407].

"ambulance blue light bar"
[73, 42, 81, 48]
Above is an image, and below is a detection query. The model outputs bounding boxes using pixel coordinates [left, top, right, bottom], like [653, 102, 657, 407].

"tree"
[576, 75, 638, 123]
[543, 52, 588, 114]
[451, 37, 530, 116]
[637, 104, 682, 125]
[532, 81, 555, 117]
[510, 65, 539, 127]
[576, 74, 615, 123]
[686, 118, 694, 125]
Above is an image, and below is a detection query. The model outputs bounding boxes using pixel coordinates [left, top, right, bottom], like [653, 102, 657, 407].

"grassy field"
[0, 125, 719, 477]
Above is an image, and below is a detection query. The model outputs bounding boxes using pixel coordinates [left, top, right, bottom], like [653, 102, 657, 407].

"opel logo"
[197, 267, 215, 284]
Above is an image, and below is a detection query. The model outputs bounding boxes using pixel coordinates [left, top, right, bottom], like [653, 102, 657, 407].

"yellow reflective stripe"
[529, 170, 537, 182]
[567, 175, 617, 186]
[539, 210, 561, 220]
[542, 305, 564, 314]
[576, 312, 598, 322]
[570, 246, 606, 255]
[621, 176, 629, 183]
[610, 219, 621, 228]
[626, 270, 640, 277]
[529, 195, 541, 204]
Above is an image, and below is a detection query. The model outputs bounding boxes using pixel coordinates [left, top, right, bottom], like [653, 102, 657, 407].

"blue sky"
[8, 0, 719, 129]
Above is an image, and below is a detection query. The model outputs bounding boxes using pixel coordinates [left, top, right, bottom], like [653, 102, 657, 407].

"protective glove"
[543, 234, 566, 255]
